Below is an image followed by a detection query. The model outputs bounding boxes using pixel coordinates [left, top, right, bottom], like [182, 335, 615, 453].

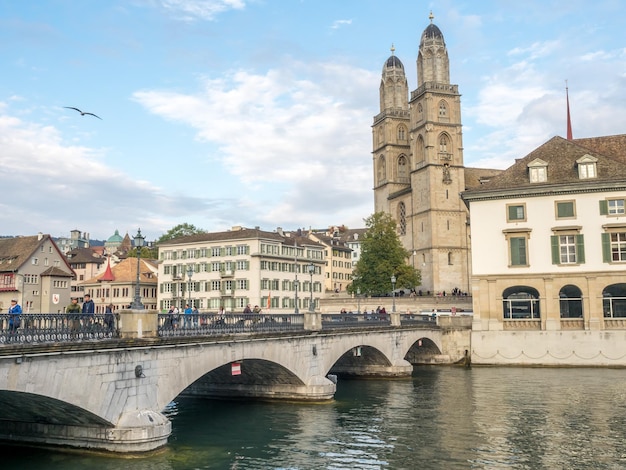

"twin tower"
[373, 14, 493, 295]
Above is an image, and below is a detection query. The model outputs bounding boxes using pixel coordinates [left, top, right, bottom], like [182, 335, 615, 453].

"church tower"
[373, 13, 470, 294]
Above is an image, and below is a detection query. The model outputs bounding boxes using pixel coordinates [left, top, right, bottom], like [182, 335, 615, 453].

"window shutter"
[508, 205, 517, 221]
[601, 233, 611, 262]
[599, 200, 608, 215]
[576, 234, 585, 264]
[557, 202, 574, 218]
[510, 238, 521, 265]
[551, 235, 560, 264]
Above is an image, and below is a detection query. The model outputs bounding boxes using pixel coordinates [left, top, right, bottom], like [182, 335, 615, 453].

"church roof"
[106, 229, 123, 243]
[420, 23, 445, 46]
[385, 55, 404, 70]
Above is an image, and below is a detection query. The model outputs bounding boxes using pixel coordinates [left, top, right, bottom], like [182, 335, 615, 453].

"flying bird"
[63, 106, 102, 120]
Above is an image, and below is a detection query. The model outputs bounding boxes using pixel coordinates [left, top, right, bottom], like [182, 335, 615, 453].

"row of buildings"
[0, 226, 366, 314]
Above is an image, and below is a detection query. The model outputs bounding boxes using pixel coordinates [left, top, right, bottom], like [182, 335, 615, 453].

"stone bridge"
[0, 311, 470, 453]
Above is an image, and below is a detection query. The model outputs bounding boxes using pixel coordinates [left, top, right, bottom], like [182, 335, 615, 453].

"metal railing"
[0, 313, 118, 344]
[157, 313, 304, 337]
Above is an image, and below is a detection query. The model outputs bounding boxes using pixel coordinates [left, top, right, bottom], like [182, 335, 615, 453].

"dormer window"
[528, 158, 548, 183]
[577, 154, 597, 179]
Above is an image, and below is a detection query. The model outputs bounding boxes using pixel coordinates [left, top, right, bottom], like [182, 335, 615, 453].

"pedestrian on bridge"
[81, 294, 95, 328]
[66, 297, 81, 333]
[8, 299, 22, 333]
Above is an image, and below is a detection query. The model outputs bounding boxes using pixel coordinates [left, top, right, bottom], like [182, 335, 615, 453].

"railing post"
[118, 309, 159, 339]
[390, 311, 401, 327]
[304, 311, 321, 331]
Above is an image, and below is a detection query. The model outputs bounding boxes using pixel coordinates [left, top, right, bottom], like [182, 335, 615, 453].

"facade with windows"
[307, 231, 353, 292]
[462, 134, 626, 365]
[0, 234, 74, 313]
[157, 227, 325, 313]
[372, 14, 502, 295]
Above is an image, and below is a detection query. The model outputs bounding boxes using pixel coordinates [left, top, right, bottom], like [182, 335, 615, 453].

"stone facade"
[372, 14, 501, 296]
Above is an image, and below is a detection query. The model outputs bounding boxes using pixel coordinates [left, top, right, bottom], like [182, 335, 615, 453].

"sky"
[1, 0, 625, 242]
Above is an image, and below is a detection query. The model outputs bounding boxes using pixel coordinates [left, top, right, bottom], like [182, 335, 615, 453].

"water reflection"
[2, 368, 626, 469]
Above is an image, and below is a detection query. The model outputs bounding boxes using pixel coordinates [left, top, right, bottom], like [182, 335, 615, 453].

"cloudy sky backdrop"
[1, 0, 625, 241]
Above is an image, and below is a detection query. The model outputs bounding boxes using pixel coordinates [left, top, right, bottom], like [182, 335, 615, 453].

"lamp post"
[308, 262, 315, 312]
[130, 228, 145, 310]
[357, 287, 361, 314]
[391, 275, 396, 313]
[186, 265, 193, 308]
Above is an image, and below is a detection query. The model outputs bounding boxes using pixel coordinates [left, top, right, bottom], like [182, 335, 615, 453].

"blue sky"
[1, 0, 625, 241]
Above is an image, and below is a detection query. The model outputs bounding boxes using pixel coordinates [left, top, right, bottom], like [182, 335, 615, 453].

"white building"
[462, 134, 626, 365]
[157, 227, 325, 313]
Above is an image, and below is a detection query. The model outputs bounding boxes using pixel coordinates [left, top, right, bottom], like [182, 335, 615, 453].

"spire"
[566, 80, 573, 140]
[99, 256, 115, 282]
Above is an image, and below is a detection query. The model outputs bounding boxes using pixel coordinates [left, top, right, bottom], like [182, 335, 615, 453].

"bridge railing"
[0, 313, 118, 344]
[321, 313, 391, 328]
[157, 313, 304, 337]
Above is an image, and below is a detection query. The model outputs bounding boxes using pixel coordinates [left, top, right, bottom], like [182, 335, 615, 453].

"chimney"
[276, 227, 284, 236]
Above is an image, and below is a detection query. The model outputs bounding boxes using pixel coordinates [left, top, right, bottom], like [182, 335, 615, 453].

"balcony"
[221, 270, 234, 278]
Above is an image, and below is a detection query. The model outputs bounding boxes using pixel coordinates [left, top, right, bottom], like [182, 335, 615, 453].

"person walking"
[184, 303, 193, 328]
[104, 304, 115, 332]
[66, 297, 81, 333]
[8, 299, 22, 334]
[81, 293, 95, 327]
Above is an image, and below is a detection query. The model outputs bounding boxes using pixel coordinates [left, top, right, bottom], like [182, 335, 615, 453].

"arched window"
[559, 285, 583, 318]
[438, 100, 448, 118]
[439, 134, 449, 153]
[398, 155, 408, 182]
[398, 202, 407, 235]
[447, 252, 452, 265]
[602, 283, 626, 318]
[397, 125, 406, 141]
[377, 155, 386, 183]
[416, 135, 425, 163]
[502, 286, 540, 319]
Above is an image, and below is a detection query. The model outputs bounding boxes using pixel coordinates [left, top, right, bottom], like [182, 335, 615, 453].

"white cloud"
[146, 0, 246, 21]
[331, 19, 352, 30]
[133, 60, 378, 229]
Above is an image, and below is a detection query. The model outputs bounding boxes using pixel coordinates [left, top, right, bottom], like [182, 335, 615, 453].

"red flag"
[267, 292, 271, 309]
[566, 83, 573, 140]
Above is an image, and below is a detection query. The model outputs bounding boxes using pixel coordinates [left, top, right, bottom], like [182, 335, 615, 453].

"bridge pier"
[0, 409, 171, 453]
[183, 374, 336, 402]
[330, 360, 413, 378]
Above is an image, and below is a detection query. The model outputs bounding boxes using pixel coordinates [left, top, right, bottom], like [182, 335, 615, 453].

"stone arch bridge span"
[0, 316, 469, 453]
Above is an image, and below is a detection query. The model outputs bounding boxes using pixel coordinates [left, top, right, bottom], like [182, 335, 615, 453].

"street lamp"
[357, 287, 361, 314]
[130, 228, 145, 310]
[391, 275, 396, 313]
[308, 262, 315, 312]
[186, 265, 194, 308]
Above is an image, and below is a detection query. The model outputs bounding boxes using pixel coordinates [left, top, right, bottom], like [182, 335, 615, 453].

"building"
[462, 134, 626, 365]
[372, 13, 501, 295]
[0, 234, 74, 313]
[157, 227, 325, 313]
[339, 228, 367, 268]
[66, 247, 107, 298]
[80, 256, 159, 313]
[55, 229, 90, 254]
[307, 229, 353, 293]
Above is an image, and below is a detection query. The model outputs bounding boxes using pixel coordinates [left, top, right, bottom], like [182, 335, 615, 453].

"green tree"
[156, 223, 206, 244]
[127, 246, 157, 259]
[349, 212, 420, 296]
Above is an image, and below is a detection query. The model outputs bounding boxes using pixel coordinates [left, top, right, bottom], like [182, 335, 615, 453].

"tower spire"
[566, 80, 573, 140]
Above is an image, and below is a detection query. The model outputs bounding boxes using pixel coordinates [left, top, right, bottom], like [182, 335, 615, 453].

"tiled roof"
[0, 235, 48, 273]
[463, 167, 504, 190]
[339, 228, 367, 243]
[574, 134, 626, 163]
[159, 227, 284, 246]
[83, 257, 158, 284]
[66, 247, 106, 264]
[463, 136, 626, 195]
[41, 266, 74, 278]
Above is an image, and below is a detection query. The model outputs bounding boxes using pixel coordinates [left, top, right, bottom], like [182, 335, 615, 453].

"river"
[3, 367, 626, 469]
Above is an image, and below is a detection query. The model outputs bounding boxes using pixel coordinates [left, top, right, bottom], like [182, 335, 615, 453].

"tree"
[156, 223, 206, 244]
[349, 212, 420, 296]
[127, 246, 157, 259]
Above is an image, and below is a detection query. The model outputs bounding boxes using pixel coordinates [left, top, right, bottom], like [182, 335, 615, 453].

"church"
[372, 13, 500, 295]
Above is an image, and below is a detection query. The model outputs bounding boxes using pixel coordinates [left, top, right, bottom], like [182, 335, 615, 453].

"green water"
[3, 367, 626, 469]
